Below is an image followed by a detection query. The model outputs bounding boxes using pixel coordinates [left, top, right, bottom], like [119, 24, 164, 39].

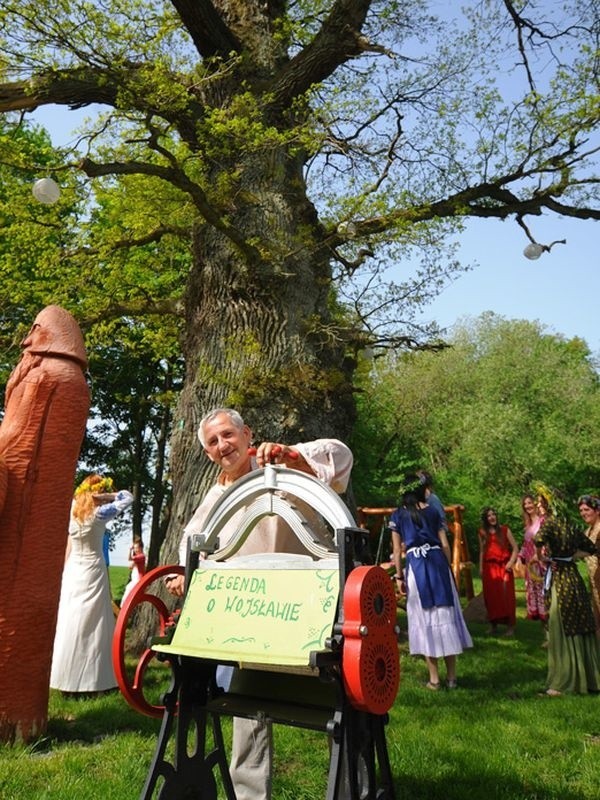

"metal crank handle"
[248, 445, 299, 464]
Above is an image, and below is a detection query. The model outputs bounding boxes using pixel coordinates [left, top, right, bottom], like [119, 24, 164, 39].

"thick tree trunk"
[147, 391, 172, 570]
[161, 150, 355, 564]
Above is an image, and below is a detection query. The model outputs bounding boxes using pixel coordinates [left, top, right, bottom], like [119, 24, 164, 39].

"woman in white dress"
[50, 474, 133, 695]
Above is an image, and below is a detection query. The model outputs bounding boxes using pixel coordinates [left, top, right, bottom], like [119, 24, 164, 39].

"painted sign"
[155, 566, 339, 666]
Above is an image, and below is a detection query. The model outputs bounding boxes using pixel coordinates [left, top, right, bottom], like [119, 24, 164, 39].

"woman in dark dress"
[389, 475, 472, 690]
[534, 486, 600, 696]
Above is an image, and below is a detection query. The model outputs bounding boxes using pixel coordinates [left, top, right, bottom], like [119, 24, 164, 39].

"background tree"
[0, 114, 190, 560]
[351, 312, 600, 549]
[0, 118, 81, 381]
[0, 0, 598, 577]
[81, 324, 183, 566]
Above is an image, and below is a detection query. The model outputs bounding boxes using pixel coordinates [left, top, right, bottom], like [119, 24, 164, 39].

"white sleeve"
[292, 439, 353, 494]
[95, 489, 134, 521]
[178, 485, 223, 565]
[113, 489, 134, 513]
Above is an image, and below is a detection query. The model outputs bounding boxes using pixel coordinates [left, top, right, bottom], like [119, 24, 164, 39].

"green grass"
[2, 579, 599, 799]
[109, 565, 129, 605]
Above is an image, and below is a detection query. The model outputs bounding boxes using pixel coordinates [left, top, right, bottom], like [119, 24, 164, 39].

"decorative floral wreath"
[75, 476, 114, 496]
[531, 481, 554, 509]
[530, 481, 568, 518]
[578, 495, 600, 511]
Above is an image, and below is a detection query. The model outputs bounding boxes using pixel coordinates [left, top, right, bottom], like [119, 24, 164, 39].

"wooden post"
[446, 504, 474, 600]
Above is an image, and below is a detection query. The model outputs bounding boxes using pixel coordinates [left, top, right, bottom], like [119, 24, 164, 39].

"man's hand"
[254, 443, 296, 466]
[253, 443, 316, 475]
[165, 574, 185, 597]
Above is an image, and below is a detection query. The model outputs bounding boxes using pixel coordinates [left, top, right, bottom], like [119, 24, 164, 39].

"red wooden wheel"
[341, 565, 400, 714]
[112, 564, 184, 718]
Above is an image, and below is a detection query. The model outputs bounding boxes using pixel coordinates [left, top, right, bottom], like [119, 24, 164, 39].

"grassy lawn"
[2, 575, 599, 799]
[109, 565, 130, 606]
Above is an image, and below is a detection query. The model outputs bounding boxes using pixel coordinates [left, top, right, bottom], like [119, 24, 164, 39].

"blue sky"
[418, 215, 599, 355]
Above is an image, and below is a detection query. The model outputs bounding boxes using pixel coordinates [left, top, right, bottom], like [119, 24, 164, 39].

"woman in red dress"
[479, 507, 519, 636]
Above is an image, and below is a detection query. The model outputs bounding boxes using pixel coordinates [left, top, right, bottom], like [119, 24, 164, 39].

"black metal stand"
[138, 528, 396, 800]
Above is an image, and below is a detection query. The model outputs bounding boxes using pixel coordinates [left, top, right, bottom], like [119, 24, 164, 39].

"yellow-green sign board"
[154, 566, 339, 666]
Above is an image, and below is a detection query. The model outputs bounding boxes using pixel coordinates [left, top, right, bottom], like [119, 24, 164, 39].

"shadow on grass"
[45, 689, 160, 750]
[396, 607, 550, 694]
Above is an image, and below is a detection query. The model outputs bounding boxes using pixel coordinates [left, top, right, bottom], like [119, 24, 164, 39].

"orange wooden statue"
[0, 305, 90, 743]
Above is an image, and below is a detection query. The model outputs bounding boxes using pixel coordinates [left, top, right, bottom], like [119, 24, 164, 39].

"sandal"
[425, 681, 440, 691]
[446, 679, 458, 689]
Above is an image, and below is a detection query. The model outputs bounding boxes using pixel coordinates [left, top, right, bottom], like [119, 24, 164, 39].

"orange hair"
[72, 473, 114, 523]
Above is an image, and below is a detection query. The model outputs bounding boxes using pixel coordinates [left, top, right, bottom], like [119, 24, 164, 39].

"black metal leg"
[139, 659, 234, 800]
[325, 706, 396, 800]
[139, 662, 181, 800]
[373, 715, 396, 800]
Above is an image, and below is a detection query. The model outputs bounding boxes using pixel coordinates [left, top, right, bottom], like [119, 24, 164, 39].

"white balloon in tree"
[32, 178, 61, 205]
[523, 242, 545, 260]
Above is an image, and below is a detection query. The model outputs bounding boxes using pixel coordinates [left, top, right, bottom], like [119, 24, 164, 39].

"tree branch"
[0, 68, 119, 113]
[70, 224, 191, 257]
[267, 0, 373, 112]
[0, 66, 207, 152]
[78, 156, 263, 263]
[81, 297, 184, 329]
[359, 183, 600, 237]
[169, 0, 241, 59]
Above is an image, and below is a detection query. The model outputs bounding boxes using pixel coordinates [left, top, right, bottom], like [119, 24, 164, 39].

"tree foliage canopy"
[351, 312, 600, 546]
[0, 118, 185, 559]
[1, 1, 598, 347]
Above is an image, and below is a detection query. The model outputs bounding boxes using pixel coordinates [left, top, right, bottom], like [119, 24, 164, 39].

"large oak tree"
[0, 1, 599, 566]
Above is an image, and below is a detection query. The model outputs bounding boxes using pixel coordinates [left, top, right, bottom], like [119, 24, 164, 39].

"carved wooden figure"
[0, 305, 90, 743]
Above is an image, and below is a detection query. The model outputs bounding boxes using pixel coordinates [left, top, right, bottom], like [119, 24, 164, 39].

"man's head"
[198, 408, 246, 446]
[198, 408, 253, 479]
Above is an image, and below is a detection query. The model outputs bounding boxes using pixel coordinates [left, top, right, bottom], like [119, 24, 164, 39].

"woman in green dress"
[534, 486, 600, 696]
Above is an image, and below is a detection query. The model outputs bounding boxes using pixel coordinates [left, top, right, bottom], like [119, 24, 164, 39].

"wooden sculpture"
[0, 305, 90, 743]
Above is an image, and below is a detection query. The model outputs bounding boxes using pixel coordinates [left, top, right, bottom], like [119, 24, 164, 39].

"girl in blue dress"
[389, 475, 472, 689]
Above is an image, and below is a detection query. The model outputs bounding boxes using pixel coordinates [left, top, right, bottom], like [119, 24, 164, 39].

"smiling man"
[164, 406, 353, 800]
[167, 408, 353, 594]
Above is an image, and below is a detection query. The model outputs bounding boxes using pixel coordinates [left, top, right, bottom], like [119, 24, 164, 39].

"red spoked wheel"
[112, 564, 184, 718]
[341, 565, 400, 714]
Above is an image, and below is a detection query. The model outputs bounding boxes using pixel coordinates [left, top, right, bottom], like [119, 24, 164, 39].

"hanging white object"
[337, 221, 357, 239]
[523, 242, 544, 260]
[32, 177, 61, 205]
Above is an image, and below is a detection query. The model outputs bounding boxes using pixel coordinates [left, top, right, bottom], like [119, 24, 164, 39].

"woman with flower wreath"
[534, 486, 600, 697]
[50, 474, 133, 695]
[518, 494, 548, 640]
